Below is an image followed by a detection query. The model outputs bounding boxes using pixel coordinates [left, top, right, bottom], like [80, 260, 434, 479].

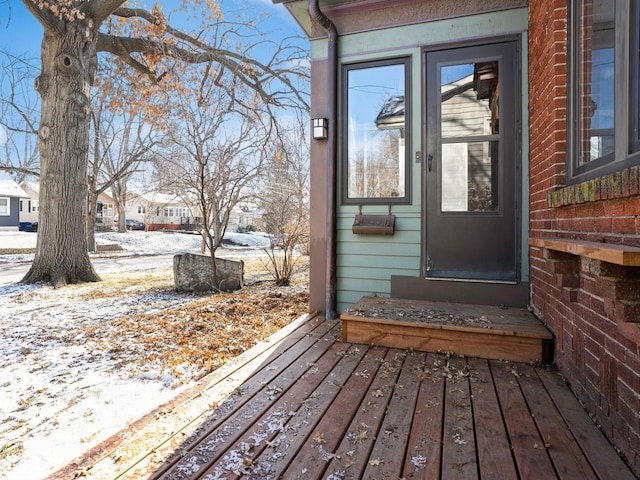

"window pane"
[441, 62, 498, 138]
[346, 62, 407, 200]
[441, 141, 498, 212]
[440, 62, 499, 213]
[577, 0, 615, 165]
[0, 198, 8, 215]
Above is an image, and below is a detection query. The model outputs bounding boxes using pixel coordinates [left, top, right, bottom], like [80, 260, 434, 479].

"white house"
[125, 191, 197, 231]
[19, 182, 40, 224]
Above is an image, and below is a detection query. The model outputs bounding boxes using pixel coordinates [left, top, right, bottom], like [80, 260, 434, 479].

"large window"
[342, 58, 411, 204]
[569, 0, 640, 181]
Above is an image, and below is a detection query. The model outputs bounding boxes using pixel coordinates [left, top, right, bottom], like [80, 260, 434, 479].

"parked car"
[19, 221, 38, 232]
[125, 219, 145, 230]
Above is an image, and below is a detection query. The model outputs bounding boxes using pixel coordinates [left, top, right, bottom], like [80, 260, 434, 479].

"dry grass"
[53, 255, 310, 386]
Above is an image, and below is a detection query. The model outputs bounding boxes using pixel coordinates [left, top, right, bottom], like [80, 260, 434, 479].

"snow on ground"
[0, 229, 271, 259]
[0, 230, 273, 479]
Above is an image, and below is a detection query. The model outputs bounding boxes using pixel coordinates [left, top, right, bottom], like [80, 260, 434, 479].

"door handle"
[427, 154, 433, 172]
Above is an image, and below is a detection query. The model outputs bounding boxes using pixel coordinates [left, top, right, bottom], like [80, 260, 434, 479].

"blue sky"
[0, 0, 303, 58]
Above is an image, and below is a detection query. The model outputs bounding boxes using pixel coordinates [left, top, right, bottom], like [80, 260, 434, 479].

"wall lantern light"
[312, 117, 328, 140]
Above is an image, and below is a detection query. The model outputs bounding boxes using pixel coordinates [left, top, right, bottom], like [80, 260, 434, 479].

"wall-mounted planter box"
[352, 214, 395, 235]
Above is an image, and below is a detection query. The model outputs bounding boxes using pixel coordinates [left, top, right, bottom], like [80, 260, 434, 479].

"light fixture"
[312, 117, 328, 140]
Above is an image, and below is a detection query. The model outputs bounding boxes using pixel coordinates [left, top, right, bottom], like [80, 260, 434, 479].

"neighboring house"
[277, 0, 639, 474]
[95, 191, 116, 228]
[20, 182, 117, 229]
[126, 192, 197, 231]
[228, 204, 264, 232]
[0, 180, 29, 231]
[19, 182, 40, 224]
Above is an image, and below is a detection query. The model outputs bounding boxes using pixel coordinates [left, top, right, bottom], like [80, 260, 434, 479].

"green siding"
[315, 8, 530, 312]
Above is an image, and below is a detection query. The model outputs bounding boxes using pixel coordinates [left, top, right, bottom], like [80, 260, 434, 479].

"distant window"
[342, 57, 411, 204]
[164, 207, 174, 217]
[0, 198, 9, 216]
[138, 205, 146, 214]
[568, 0, 640, 182]
[31, 201, 39, 213]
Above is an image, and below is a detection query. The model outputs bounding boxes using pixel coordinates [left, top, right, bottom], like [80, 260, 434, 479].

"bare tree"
[261, 116, 310, 286]
[156, 67, 268, 290]
[87, 95, 161, 251]
[0, 53, 40, 182]
[18, 0, 308, 286]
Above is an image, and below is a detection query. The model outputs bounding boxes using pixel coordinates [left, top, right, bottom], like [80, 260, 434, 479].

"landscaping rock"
[173, 253, 244, 292]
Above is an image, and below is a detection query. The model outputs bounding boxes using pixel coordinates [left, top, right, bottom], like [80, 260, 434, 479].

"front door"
[425, 41, 519, 282]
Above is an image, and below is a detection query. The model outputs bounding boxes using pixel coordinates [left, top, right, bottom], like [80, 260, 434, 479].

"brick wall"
[529, 1, 640, 474]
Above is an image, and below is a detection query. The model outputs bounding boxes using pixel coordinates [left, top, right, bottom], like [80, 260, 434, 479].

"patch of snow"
[412, 454, 428, 470]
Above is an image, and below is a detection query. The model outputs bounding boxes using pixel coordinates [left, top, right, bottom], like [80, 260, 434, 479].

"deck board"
[441, 356, 477, 480]
[402, 353, 445, 480]
[49, 315, 637, 480]
[363, 351, 425, 479]
[536, 367, 638, 480]
[280, 346, 386, 479]
[490, 360, 559, 479]
[518, 363, 598, 480]
[468, 357, 519, 479]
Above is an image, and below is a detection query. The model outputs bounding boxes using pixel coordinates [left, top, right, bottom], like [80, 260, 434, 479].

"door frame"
[420, 36, 523, 284]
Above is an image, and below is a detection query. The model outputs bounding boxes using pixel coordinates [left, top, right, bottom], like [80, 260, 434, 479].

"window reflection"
[345, 61, 408, 201]
[577, 0, 615, 165]
[440, 63, 499, 212]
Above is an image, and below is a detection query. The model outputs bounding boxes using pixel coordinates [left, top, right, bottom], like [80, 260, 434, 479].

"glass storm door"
[425, 42, 519, 282]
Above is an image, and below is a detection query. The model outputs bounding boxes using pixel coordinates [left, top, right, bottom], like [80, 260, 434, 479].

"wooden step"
[340, 296, 553, 363]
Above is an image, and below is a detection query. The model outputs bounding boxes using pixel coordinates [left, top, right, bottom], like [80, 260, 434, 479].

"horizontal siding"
[336, 211, 421, 312]
[339, 255, 418, 270]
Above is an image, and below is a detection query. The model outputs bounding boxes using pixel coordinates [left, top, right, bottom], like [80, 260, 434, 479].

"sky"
[0, 0, 302, 57]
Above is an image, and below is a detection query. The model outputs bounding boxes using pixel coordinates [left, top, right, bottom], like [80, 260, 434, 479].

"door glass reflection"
[440, 62, 499, 212]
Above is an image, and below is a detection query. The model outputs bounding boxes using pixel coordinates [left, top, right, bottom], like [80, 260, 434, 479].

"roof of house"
[129, 191, 185, 206]
[0, 180, 29, 198]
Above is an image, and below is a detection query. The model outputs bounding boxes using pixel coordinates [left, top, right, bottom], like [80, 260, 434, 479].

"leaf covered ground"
[0, 254, 309, 479]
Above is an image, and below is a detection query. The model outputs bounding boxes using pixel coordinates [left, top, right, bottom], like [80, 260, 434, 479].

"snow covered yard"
[0, 231, 308, 479]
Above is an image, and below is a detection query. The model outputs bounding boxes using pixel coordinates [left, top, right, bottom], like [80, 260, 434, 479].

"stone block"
[173, 253, 244, 292]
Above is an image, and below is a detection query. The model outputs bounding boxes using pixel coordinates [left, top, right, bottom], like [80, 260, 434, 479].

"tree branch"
[87, 0, 126, 24]
[100, 6, 309, 109]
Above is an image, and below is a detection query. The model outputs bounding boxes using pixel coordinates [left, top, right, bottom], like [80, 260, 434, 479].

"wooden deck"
[50, 313, 636, 480]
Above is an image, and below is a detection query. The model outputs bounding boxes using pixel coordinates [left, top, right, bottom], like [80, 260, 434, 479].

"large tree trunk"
[22, 24, 100, 286]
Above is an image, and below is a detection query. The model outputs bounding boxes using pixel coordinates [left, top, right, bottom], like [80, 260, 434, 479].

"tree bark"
[22, 22, 100, 286]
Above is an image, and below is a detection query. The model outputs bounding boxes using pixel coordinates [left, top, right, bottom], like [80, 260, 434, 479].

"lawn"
[0, 243, 308, 479]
